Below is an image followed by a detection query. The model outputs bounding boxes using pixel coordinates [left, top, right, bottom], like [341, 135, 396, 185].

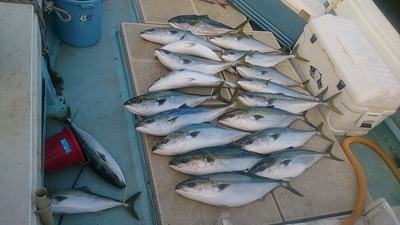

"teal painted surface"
[44, 0, 157, 224]
[228, 0, 307, 48]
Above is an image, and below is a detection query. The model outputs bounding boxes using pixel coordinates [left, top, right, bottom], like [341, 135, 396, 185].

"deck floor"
[44, 0, 400, 224]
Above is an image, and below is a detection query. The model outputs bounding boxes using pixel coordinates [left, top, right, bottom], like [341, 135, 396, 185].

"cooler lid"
[307, 14, 400, 110]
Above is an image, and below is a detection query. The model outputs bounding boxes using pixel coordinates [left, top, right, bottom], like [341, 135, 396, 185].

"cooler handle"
[80, 3, 95, 9]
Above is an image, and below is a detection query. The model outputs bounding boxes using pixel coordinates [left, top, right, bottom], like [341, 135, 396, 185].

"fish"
[168, 14, 250, 37]
[135, 104, 233, 136]
[249, 143, 343, 181]
[221, 45, 308, 67]
[238, 123, 333, 154]
[217, 107, 312, 132]
[152, 123, 251, 155]
[208, 33, 279, 53]
[148, 69, 237, 92]
[198, 0, 229, 9]
[161, 40, 222, 61]
[175, 171, 303, 207]
[49, 187, 141, 220]
[139, 27, 222, 51]
[169, 145, 265, 175]
[125, 83, 228, 116]
[70, 124, 126, 188]
[154, 49, 235, 74]
[237, 91, 342, 114]
[237, 78, 317, 101]
[236, 65, 302, 87]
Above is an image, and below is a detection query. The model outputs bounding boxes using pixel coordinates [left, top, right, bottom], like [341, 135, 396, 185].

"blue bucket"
[55, 0, 104, 47]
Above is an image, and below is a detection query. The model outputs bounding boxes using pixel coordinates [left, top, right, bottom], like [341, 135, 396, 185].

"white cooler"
[291, 14, 400, 136]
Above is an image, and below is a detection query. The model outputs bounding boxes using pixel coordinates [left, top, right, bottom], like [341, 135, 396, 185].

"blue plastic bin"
[55, 0, 104, 47]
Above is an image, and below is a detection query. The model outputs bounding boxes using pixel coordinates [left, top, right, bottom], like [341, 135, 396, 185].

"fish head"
[124, 96, 157, 116]
[152, 130, 187, 155]
[175, 176, 214, 198]
[169, 153, 213, 173]
[148, 74, 171, 92]
[221, 50, 245, 62]
[237, 78, 267, 92]
[168, 15, 197, 31]
[135, 116, 173, 135]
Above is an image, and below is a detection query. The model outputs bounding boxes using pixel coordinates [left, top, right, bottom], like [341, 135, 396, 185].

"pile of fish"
[124, 14, 343, 208]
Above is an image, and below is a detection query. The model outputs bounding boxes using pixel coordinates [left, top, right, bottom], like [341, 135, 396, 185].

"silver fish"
[238, 92, 342, 114]
[220, 49, 293, 66]
[175, 171, 303, 207]
[135, 105, 232, 136]
[139, 27, 222, 51]
[148, 69, 236, 92]
[168, 14, 249, 36]
[161, 40, 222, 61]
[49, 187, 141, 219]
[249, 143, 343, 180]
[125, 83, 227, 116]
[70, 124, 126, 188]
[217, 107, 310, 132]
[169, 145, 265, 175]
[238, 123, 332, 154]
[209, 33, 279, 53]
[152, 123, 250, 155]
[154, 49, 235, 74]
[236, 65, 301, 87]
[237, 78, 316, 101]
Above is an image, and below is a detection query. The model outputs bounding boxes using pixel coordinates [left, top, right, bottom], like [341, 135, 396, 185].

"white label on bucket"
[79, 15, 93, 22]
[60, 138, 72, 154]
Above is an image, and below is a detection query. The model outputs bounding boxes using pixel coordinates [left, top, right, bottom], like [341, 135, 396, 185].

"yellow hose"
[341, 136, 400, 225]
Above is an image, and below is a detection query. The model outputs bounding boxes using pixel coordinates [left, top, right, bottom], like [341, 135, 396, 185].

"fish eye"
[225, 113, 235, 118]
[159, 139, 169, 145]
[245, 139, 253, 145]
[133, 99, 142, 104]
[181, 159, 188, 164]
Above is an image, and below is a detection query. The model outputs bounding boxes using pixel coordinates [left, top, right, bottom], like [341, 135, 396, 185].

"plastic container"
[228, 0, 325, 48]
[45, 126, 86, 172]
[55, 0, 104, 47]
[291, 14, 400, 136]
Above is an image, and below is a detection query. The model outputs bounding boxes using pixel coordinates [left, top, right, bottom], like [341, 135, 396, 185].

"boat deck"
[41, 0, 400, 224]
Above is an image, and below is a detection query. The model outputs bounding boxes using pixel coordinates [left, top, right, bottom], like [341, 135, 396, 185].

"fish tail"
[48, 106, 73, 124]
[301, 111, 317, 130]
[228, 88, 250, 109]
[235, 19, 251, 38]
[291, 44, 309, 62]
[277, 46, 288, 55]
[316, 123, 334, 143]
[325, 143, 344, 162]
[125, 191, 142, 220]
[323, 92, 343, 115]
[316, 86, 328, 101]
[300, 79, 310, 91]
[212, 82, 230, 103]
[282, 181, 303, 197]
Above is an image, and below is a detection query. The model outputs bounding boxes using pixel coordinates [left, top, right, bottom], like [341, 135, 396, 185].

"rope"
[45, 1, 72, 23]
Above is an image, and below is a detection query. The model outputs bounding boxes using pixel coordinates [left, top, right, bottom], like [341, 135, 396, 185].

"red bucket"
[44, 126, 86, 172]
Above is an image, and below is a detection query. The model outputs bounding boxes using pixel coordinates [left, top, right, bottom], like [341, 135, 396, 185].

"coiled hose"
[341, 136, 400, 225]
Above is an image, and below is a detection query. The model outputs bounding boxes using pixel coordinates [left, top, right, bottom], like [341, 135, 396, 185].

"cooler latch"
[356, 112, 382, 129]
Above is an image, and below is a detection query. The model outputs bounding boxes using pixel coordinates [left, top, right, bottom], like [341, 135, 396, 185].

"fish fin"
[316, 86, 328, 101]
[270, 133, 280, 140]
[97, 151, 107, 161]
[217, 184, 230, 191]
[157, 99, 167, 106]
[178, 104, 191, 109]
[53, 196, 68, 202]
[212, 82, 230, 103]
[282, 181, 303, 197]
[206, 156, 215, 163]
[253, 115, 264, 120]
[189, 131, 201, 138]
[323, 92, 343, 115]
[182, 77, 197, 84]
[301, 111, 316, 130]
[267, 98, 276, 105]
[168, 116, 179, 124]
[316, 123, 334, 143]
[179, 34, 186, 41]
[325, 143, 344, 162]
[300, 79, 310, 91]
[125, 191, 141, 220]
[261, 70, 269, 75]
[277, 46, 288, 55]
[182, 59, 192, 64]
[281, 159, 292, 166]
[234, 19, 251, 38]
[291, 44, 309, 62]
[230, 88, 251, 109]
